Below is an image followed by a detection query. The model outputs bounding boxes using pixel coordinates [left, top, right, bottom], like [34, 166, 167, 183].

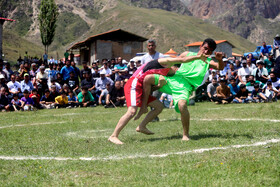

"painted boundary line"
[0, 122, 67, 129]
[0, 139, 279, 161]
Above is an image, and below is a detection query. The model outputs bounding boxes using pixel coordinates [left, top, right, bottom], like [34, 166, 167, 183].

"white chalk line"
[0, 138, 279, 161]
[160, 118, 280, 123]
[0, 121, 68, 129]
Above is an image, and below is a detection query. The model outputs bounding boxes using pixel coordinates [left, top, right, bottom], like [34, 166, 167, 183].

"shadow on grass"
[140, 133, 253, 142]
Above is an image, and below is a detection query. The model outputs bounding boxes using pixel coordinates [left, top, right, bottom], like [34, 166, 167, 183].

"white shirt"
[238, 67, 252, 82]
[7, 81, 21, 92]
[141, 52, 165, 64]
[247, 64, 256, 70]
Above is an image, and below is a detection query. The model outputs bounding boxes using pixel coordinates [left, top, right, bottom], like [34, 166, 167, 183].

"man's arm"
[209, 52, 224, 70]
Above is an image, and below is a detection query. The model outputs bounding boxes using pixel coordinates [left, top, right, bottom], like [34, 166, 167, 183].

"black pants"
[211, 96, 233, 103]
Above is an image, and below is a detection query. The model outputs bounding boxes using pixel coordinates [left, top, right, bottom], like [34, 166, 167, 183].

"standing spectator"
[208, 70, 219, 82]
[70, 51, 74, 62]
[55, 91, 69, 108]
[105, 81, 125, 107]
[81, 71, 96, 97]
[7, 74, 22, 98]
[95, 70, 114, 95]
[264, 53, 275, 73]
[252, 60, 268, 83]
[141, 39, 165, 65]
[40, 89, 55, 109]
[80, 61, 92, 80]
[4, 62, 13, 81]
[238, 60, 252, 85]
[220, 58, 230, 76]
[92, 66, 100, 81]
[127, 59, 137, 77]
[43, 51, 48, 65]
[20, 74, 34, 93]
[213, 78, 232, 104]
[0, 87, 10, 111]
[21, 89, 34, 111]
[45, 63, 58, 83]
[64, 50, 69, 61]
[77, 87, 95, 107]
[60, 60, 74, 81]
[228, 78, 239, 97]
[226, 63, 238, 80]
[250, 83, 267, 103]
[260, 42, 270, 59]
[114, 57, 127, 80]
[66, 71, 79, 94]
[273, 34, 280, 58]
[207, 77, 219, 102]
[233, 84, 249, 103]
[71, 61, 81, 79]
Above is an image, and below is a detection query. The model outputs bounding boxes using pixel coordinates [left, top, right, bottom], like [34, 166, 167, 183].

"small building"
[70, 29, 147, 64]
[185, 40, 235, 57]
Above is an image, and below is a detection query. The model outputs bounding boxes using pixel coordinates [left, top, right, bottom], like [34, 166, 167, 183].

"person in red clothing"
[29, 89, 43, 109]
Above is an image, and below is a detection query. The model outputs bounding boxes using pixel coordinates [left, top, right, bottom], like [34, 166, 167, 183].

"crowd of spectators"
[1, 37, 280, 112]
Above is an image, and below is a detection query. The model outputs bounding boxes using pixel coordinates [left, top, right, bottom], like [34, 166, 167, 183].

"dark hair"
[229, 78, 235, 82]
[245, 75, 250, 79]
[270, 71, 275, 75]
[240, 84, 246, 89]
[45, 89, 50, 93]
[202, 38, 217, 50]
[82, 61, 88, 65]
[13, 94, 18, 97]
[254, 83, 259, 88]
[61, 91, 67, 95]
[81, 86, 88, 91]
[212, 77, 217, 81]
[32, 89, 37, 92]
[267, 81, 272, 85]
[23, 89, 29, 94]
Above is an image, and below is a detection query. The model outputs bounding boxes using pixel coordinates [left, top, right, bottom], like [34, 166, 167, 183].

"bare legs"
[178, 100, 190, 141]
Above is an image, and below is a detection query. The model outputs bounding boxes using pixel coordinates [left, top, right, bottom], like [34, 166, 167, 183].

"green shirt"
[77, 91, 94, 102]
[264, 59, 273, 73]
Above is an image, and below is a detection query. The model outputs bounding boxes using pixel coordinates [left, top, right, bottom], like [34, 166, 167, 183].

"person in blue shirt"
[260, 42, 270, 59]
[228, 78, 239, 97]
[60, 60, 74, 81]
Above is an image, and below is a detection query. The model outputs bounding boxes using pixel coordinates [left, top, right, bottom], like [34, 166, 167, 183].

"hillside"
[1, 0, 257, 62]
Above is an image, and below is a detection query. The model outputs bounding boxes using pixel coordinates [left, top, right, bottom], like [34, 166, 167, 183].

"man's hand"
[199, 54, 210, 63]
[215, 52, 223, 61]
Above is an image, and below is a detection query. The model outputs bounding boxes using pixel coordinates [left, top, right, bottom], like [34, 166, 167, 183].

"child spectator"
[213, 77, 232, 104]
[267, 71, 280, 99]
[30, 89, 43, 109]
[233, 84, 249, 103]
[159, 93, 173, 108]
[228, 78, 239, 97]
[250, 83, 267, 103]
[264, 81, 279, 102]
[0, 87, 10, 111]
[50, 85, 60, 99]
[21, 89, 34, 111]
[252, 60, 268, 83]
[11, 94, 23, 111]
[55, 91, 69, 108]
[77, 86, 95, 107]
[99, 83, 110, 105]
[40, 89, 55, 109]
[67, 91, 78, 108]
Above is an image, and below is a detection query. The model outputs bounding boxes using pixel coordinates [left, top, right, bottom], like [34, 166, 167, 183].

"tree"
[38, 0, 59, 54]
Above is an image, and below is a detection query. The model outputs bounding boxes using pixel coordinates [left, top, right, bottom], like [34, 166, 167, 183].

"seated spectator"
[29, 63, 38, 80]
[55, 91, 69, 108]
[220, 58, 230, 77]
[40, 89, 55, 109]
[77, 86, 95, 107]
[207, 77, 219, 102]
[30, 89, 43, 109]
[67, 91, 78, 108]
[7, 74, 22, 98]
[71, 61, 81, 79]
[260, 42, 270, 59]
[95, 70, 114, 95]
[36, 66, 49, 95]
[159, 93, 173, 108]
[10, 94, 23, 111]
[80, 61, 92, 80]
[99, 83, 111, 105]
[56, 73, 64, 88]
[267, 72, 280, 99]
[45, 63, 58, 83]
[50, 85, 60, 99]
[127, 59, 137, 77]
[246, 58, 256, 70]
[233, 84, 249, 103]
[21, 89, 34, 111]
[273, 34, 280, 58]
[228, 78, 239, 97]
[250, 83, 267, 103]
[105, 80, 125, 107]
[234, 59, 241, 70]
[114, 57, 128, 80]
[212, 77, 232, 104]
[20, 73, 34, 93]
[66, 71, 79, 94]
[81, 71, 96, 95]
[264, 53, 275, 73]
[49, 78, 62, 93]
[263, 81, 279, 102]
[246, 75, 265, 93]
[226, 63, 238, 80]
[102, 62, 112, 77]
[208, 70, 219, 82]
[246, 53, 256, 66]
[0, 87, 10, 112]
[62, 84, 71, 95]
[91, 66, 100, 81]
[238, 60, 252, 85]
[4, 62, 13, 81]
[252, 60, 268, 83]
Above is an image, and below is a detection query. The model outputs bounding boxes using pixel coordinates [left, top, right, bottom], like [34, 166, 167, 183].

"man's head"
[212, 77, 218, 85]
[39, 66, 45, 73]
[51, 85, 56, 92]
[82, 61, 88, 68]
[114, 80, 121, 90]
[242, 60, 247, 68]
[199, 38, 217, 55]
[249, 75, 255, 83]
[81, 86, 88, 95]
[223, 58, 228, 64]
[256, 60, 264, 69]
[262, 42, 266, 47]
[270, 71, 276, 81]
[5, 62, 10, 70]
[106, 83, 111, 90]
[23, 89, 29, 98]
[10, 74, 16, 82]
[70, 71, 75, 78]
[219, 77, 226, 85]
[240, 84, 246, 92]
[147, 39, 156, 54]
[66, 60, 71, 67]
[230, 78, 236, 86]
[92, 62, 97, 68]
[84, 72, 91, 80]
[246, 57, 252, 64]
[45, 89, 50, 97]
[61, 91, 67, 98]
[117, 57, 122, 65]
[254, 83, 260, 91]
[103, 62, 108, 69]
[13, 94, 19, 100]
[71, 61, 76, 67]
[100, 70, 106, 79]
[0, 87, 6, 95]
[229, 63, 234, 70]
[32, 89, 37, 95]
[24, 73, 30, 82]
[267, 81, 272, 88]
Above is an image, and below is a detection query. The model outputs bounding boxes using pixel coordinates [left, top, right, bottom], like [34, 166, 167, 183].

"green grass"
[0, 102, 279, 186]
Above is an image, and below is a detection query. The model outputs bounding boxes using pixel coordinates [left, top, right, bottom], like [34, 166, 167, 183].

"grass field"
[0, 102, 279, 186]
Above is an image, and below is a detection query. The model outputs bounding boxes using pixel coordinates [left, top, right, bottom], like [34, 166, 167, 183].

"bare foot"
[108, 136, 124, 145]
[182, 135, 190, 141]
[134, 107, 148, 120]
[136, 126, 155, 135]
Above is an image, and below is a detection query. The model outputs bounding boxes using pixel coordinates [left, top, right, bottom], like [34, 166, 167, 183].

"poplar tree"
[38, 0, 59, 53]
